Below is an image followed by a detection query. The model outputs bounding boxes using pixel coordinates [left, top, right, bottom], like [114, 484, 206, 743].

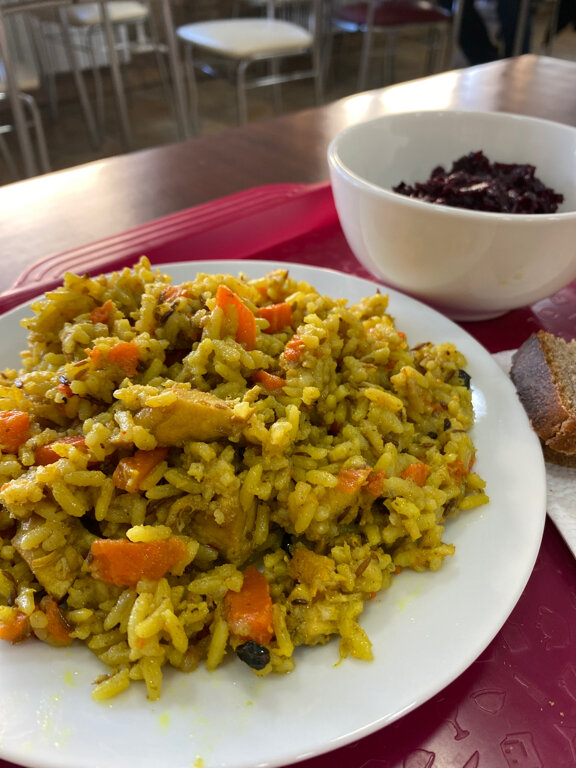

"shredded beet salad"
[392, 150, 564, 213]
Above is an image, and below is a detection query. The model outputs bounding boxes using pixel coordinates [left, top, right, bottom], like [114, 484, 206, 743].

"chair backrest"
[0, 0, 71, 81]
[332, 0, 463, 63]
[264, 0, 314, 24]
[238, 0, 324, 36]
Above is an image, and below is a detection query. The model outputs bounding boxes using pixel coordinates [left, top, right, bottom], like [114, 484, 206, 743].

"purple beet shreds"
[392, 150, 564, 213]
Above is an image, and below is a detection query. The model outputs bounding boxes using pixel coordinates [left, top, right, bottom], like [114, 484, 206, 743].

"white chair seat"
[0, 59, 40, 93]
[67, 1, 149, 27]
[177, 18, 313, 58]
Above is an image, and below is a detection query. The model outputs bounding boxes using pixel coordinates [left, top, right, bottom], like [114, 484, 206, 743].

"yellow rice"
[0, 257, 488, 700]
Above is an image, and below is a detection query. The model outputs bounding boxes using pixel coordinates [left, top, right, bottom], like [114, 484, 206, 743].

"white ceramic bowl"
[327, 110, 576, 320]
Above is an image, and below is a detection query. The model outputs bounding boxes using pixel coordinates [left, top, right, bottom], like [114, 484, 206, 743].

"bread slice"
[510, 330, 576, 457]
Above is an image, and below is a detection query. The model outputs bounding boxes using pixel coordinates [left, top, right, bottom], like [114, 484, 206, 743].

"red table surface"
[1, 183, 575, 768]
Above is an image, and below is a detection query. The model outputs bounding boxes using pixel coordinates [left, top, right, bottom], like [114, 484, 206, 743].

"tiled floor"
[1, 5, 575, 187]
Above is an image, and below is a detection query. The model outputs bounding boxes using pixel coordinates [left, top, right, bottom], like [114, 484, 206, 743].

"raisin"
[236, 640, 271, 670]
[458, 369, 472, 389]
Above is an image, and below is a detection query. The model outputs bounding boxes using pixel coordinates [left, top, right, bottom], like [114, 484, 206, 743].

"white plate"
[0, 261, 546, 768]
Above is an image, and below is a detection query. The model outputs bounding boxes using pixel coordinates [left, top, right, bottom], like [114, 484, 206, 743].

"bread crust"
[542, 443, 576, 467]
[510, 331, 576, 455]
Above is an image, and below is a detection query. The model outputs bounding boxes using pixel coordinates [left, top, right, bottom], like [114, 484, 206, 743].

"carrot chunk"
[160, 284, 188, 302]
[86, 341, 139, 377]
[284, 335, 305, 362]
[0, 610, 30, 643]
[401, 462, 431, 486]
[57, 381, 74, 399]
[90, 299, 115, 325]
[0, 410, 30, 454]
[258, 302, 293, 334]
[112, 447, 169, 493]
[34, 435, 89, 466]
[215, 285, 257, 350]
[336, 466, 372, 494]
[106, 341, 139, 376]
[34, 596, 73, 647]
[448, 457, 475, 481]
[89, 537, 188, 588]
[223, 565, 274, 646]
[365, 469, 386, 497]
[252, 370, 287, 391]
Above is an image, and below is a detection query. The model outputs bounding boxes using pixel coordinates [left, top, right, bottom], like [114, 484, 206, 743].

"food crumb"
[63, 670, 77, 687]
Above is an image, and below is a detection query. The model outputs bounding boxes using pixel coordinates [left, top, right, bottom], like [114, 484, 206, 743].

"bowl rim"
[327, 109, 576, 221]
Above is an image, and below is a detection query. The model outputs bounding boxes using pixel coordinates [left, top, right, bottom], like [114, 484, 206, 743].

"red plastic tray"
[4, 182, 576, 353]
[1, 183, 575, 768]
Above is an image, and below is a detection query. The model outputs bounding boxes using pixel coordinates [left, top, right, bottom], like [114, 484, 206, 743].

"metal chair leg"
[271, 59, 283, 114]
[544, 0, 562, 54]
[312, 17, 324, 105]
[85, 26, 107, 140]
[30, 15, 60, 121]
[424, 27, 446, 74]
[236, 59, 249, 124]
[183, 43, 200, 135]
[0, 127, 20, 181]
[358, 0, 378, 92]
[159, 0, 191, 139]
[97, 0, 132, 150]
[57, 7, 101, 149]
[0, 15, 37, 177]
[385, 29, 397, 84]
[513, 0, 531, 56]
[20, 92, 50, 173]
[0, 90, 50, 179]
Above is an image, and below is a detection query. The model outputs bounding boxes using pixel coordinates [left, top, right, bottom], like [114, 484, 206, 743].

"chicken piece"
[288, 546, 336, 597]
[182, 493, 254, 565]
[135, 388, 251, 445]
[12, 515, 94, 600]
[287, 601, 340, 647]
[0, 570, 16, 605]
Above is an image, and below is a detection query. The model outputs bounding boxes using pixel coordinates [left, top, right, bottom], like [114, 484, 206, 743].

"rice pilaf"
[0, 258, 488, 700]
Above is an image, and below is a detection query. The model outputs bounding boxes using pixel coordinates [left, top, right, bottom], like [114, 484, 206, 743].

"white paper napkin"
[493, 349, 576, 558]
